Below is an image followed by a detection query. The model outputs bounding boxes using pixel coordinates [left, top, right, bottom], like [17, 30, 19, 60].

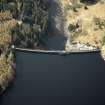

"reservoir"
[0, 49, 105, 105]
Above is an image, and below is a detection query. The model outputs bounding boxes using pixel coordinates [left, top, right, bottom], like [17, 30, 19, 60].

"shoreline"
[0, 63, 16, 96]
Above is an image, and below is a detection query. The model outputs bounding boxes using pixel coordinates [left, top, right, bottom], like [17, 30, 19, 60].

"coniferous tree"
[12, 0, 49, 49]
[0, 0, 7, 10]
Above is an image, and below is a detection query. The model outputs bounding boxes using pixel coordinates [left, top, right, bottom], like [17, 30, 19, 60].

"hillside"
[59, 0, 105, 59]
[0, 10, 15, 92]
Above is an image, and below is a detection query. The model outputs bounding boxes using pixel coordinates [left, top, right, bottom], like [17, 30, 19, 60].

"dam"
[0, 49, 105, 105]
[0, 1, 105, 105]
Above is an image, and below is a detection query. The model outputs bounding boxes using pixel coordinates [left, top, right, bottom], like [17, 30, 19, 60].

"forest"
[0, 0, 49, 93]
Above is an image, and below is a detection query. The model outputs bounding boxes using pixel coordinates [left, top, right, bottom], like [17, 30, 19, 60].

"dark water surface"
[0, 50, 105, 105]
